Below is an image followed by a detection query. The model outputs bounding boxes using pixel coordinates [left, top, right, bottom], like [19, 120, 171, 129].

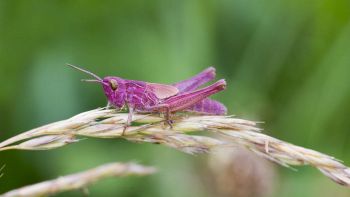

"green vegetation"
[0, 1, 349, 196]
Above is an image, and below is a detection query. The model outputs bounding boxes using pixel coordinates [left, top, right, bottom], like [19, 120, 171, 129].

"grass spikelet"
[1, 108, 349, 186]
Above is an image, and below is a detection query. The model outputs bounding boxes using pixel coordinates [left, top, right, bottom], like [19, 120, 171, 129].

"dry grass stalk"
[0, 108, 349, 186]
[0, 162, 156, 197]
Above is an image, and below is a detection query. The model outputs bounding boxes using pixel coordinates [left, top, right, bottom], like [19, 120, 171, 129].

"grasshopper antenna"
[81, 79, 101, 83]
[66, 64, 103, 81]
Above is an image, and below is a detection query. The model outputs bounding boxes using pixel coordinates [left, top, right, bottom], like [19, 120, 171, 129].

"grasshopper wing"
[147, 83, 179, 99]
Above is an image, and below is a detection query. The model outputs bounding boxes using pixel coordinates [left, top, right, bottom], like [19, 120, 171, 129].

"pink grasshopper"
[68, 64, 227, 132]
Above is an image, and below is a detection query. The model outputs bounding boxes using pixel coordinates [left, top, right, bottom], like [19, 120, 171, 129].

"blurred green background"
[1, 0, 350, 196]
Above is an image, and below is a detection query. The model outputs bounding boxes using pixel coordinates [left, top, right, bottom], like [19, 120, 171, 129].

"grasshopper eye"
[109, 79, 118, 91]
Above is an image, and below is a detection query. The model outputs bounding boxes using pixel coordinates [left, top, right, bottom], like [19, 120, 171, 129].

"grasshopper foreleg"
[106, 101, 112, 109]
[122, 105, 134, 136]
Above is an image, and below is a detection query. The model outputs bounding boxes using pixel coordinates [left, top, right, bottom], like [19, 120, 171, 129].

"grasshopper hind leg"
[145, 104, 173, 128]
[164, 107, 174, 128]
[173, 67, 216, 93]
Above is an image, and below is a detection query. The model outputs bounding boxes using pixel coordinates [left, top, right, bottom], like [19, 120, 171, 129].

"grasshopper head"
[102, 77, 126, 109]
